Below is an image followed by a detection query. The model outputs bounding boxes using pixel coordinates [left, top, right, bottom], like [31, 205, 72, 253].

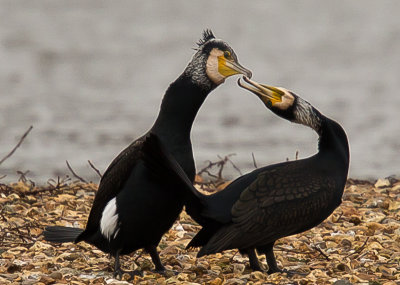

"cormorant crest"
[197, 29, 215, 47]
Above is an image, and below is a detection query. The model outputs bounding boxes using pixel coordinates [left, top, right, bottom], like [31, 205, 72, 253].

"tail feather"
[142, 133, 205, 209]
[197, 226, 240, 257]
[186, 225, 220, 249]
[43, 226, 83, 243]
[187, 232, 207, 249]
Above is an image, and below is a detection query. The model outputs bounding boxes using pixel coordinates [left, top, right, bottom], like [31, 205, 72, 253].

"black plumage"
[43, 30, 251, 278]
[142, 77, 350, 274]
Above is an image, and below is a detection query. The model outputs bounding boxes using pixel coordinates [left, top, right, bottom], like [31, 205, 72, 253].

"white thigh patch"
[100, 197, 119, 240]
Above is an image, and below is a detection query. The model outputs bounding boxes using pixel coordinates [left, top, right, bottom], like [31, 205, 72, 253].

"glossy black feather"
[197, 29, 215, 47]
[42, 32, 237, 274]
[44, 226, 83, 243]
[142, 97, 349, 273]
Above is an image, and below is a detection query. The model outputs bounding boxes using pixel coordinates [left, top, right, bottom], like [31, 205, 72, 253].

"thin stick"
[251, 152, 258, 169]
[312, 245, 330, 261]
[345, 237, 369, 258]
[66, 160, 88, 183]
[226, 155, 242, 176]
[333, 210, 343, 223]
[0, 126, 33, 165]
[229, 250, 240, 262]
[88, 160, 102, 178]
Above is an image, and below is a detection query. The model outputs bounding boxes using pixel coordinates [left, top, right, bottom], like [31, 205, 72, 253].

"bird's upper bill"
[238, 76, 283, 105]
[218, 54, 252, 79]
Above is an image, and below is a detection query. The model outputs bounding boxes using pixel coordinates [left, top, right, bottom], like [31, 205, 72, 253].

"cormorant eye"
[224, 51, 231, 59]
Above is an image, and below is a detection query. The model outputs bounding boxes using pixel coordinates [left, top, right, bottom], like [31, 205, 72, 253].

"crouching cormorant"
[43, 30, 251, 278]
[142, 76, 349, 274]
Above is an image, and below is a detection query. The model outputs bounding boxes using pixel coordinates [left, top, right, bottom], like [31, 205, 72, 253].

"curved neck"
[288, 97, 349, 173]
[317, 117, 350, 166]
[151, 73, 213, 143]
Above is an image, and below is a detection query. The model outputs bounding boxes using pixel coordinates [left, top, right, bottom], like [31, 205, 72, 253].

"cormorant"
[43, 30, 251, 278]
[142, 76, 349, 274]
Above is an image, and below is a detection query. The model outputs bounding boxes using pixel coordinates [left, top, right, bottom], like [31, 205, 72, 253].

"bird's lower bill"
[238, 77, 282, 105]
[218, 57, 252, 78]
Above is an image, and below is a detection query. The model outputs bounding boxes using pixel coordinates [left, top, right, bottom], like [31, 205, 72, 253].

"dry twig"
[66, 160, 88, 183]
[224, 155, 242, 176]
[88, 160, 102, 178]
[0, 125, 33, 165]
[345, 237, 370, 258]
[251, 152, 258, 169]
[312, 245, 330, 261]
[198, 154, 237, 181]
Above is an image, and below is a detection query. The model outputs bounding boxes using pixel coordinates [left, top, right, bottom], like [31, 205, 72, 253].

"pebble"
[49, 272, 63, 280]
[375, 178, 390, 188]
[333, 279, 353, 285]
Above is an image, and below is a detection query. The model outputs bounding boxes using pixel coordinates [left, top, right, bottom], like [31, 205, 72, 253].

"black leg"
[113, 250, 122, 277]
[259, 243, 306, 276]
[146, 245, 166, 272]
[265, 245, 282, 274]
[256, 242, 282, 274]
[243, 248, 264, 271]
[113, 250, 143, 280]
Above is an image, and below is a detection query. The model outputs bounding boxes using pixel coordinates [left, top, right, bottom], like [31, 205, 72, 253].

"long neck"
[293, 98, 350, 173]
[151, 73, 212, 140]
[150, 54, 216, 181]
[317, 117, 350, 169]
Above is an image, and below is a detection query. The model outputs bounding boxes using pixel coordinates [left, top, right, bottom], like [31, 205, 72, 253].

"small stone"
[192, 265, 207, 275]
[250, 271, 266, 280]
[349, 216, 361, 225]
[26, 195, 37, 204]
[0, 273, 19, 280]
[336, 263, 347, 271]
[333, 279, 353, 285]
[226, 278, 247, 285]
[38, 276, 55, 285]
[375, 178, 390, 188]
[176, 273, 189, 281]
[340, 238, 352, 248]
[7, 263, 21, 273]
[209, 277, 223, 285]
[388, 200, 400, 210]
[356, 273, 377, 281]
[49, 272, 62, 280]
[233, 264, 245, 275]
[63, 253, 80, 261]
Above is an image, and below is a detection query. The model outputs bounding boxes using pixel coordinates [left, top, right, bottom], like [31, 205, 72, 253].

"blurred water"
[1, 0, 400, 183]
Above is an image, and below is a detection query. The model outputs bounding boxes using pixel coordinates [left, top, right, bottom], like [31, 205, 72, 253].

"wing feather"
[201, 160, 338, 253]
[83, 135, 147, 234]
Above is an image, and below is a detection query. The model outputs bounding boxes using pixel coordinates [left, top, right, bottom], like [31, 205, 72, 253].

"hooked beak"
[218, 58, 252, 78]
[238, 76, 283, 105]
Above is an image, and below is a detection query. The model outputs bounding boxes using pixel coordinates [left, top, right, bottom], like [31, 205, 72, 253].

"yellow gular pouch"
[217, 56, 241, 77]
[260, 85, 285, 106]
[266, 95, 282, 106]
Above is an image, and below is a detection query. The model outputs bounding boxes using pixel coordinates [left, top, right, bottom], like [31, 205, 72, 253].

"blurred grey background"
[1, 0, 399, 183]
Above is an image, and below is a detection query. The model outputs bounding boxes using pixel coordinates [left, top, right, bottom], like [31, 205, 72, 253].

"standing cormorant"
[142, 76, 349, 274]
[43, 30, 251, 278]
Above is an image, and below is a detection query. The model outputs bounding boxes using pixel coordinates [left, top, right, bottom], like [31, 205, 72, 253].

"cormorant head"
[185, 30, 252, 90]
[238, 76, 322, 130]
